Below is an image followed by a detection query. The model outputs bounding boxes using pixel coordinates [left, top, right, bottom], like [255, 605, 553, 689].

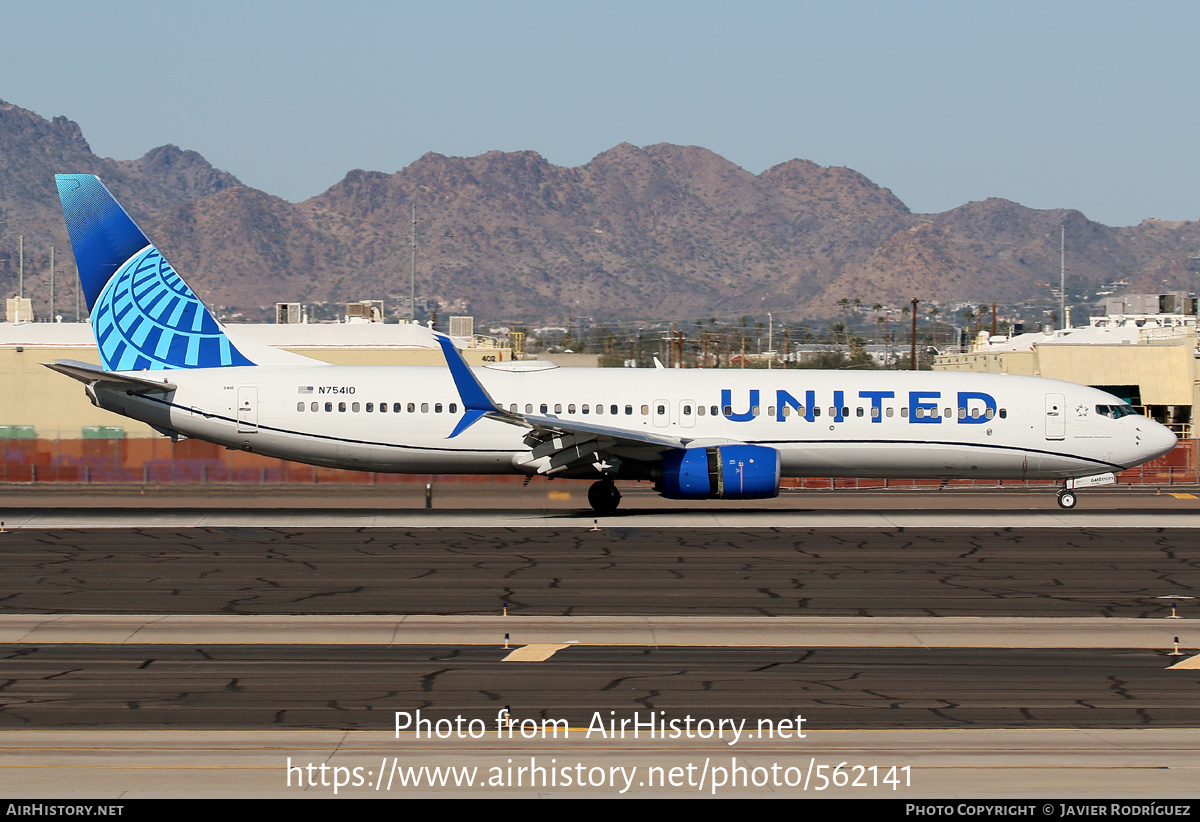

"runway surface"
[1, 526, 1197, 617]
[6, 728, 1198, 798]
[6, 506, 1200, 529]
[0, 497, 1197, 796]
[2, 641, 1196, 729]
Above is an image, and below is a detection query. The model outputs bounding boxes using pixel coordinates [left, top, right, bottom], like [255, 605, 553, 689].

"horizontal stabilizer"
[43, 359, 177, 393]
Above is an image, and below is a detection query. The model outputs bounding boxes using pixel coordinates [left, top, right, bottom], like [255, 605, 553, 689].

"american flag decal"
[298, 386, 314, 394]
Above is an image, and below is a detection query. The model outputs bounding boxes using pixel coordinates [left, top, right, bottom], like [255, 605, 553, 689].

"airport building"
[0, 318, 511, 439]
[933, 294, 1199, 438]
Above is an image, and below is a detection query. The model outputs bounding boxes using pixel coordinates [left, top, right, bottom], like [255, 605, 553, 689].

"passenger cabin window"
[540, 404, 548, 414]
[582, 404, 590, 414]
[338, 402, 346, 412]
[525, 404, 533, 413]
[434, 403, 443, 413]
[311, 402, 318, 412]
[657, 404, 666, 415]
[352, 402, 360, 412]
[366, 403, 374, 412]
[554, 404, 562, 414]
[625, 405, 633, 415]
[421, 403, 429, 413]
[325, 402, 333, 412]
[450, 403, 458, 413]
[405, 403, 413, 413]
[611, 405, 619, 415]
[297, 402, 304, 411]
[641, 405, 649, 415]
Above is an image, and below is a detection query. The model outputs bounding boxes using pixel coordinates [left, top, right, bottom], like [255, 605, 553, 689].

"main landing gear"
[1056, 488, 1078, 510]
[588, 480, 622, 514]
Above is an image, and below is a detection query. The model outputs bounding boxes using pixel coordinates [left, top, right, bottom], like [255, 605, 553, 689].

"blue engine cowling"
[660, 444, 781, 500]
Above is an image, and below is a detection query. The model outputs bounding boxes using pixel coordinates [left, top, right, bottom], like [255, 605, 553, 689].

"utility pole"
[767, 312, 773, 370]
[1059, 225, 1066, 330]
[49, 246, 54, 320]
[409, 205, 418, 322]
[18, 234, 23, 300]
[910, 297, 920, 371]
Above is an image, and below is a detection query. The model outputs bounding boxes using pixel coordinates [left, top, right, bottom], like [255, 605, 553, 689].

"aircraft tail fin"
[55, 174, 316, 372]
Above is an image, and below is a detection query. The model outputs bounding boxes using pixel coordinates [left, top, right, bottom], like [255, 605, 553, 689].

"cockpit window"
[1096, 404, 1138, 419]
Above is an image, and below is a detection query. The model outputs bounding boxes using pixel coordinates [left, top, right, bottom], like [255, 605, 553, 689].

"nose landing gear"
[588, 480, 621, 514]
[1056, 488, 1078, 509]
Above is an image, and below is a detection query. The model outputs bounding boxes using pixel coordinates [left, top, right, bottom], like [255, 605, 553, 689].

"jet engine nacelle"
[660, 444, 781, 500]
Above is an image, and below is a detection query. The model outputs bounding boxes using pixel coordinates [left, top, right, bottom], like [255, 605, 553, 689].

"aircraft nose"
[1140, 420, 1178, 459]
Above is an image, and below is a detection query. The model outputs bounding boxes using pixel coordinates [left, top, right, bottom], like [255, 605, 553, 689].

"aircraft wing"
[518, 413, 690, 449]
[435, 335, 692, 475]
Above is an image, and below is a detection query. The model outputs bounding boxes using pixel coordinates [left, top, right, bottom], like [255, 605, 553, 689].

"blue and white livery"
[49, 175, 1177, 512]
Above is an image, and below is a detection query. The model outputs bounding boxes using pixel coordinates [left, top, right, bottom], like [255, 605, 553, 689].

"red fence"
[0, 437, 1196, 487]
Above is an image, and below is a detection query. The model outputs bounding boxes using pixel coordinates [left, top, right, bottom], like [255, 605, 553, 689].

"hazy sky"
[3, 1, 1195, 226]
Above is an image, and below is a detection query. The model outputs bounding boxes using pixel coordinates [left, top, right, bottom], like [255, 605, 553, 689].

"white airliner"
[48, 174, 1176, 513]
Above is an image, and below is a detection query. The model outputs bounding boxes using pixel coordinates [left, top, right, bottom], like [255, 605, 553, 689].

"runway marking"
[502, 643, 571, 661]
[1, 615, 1192, 649]
[1167, 653, 1200, 669]
[1168, 493, 1198, 500]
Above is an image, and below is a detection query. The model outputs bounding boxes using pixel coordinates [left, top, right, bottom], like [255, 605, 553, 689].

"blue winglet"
[436, 334, 499, 438]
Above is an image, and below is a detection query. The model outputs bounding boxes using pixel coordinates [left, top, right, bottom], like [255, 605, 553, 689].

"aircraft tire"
[588, 480, 621, 514]
[1057, 490, 1077, 510]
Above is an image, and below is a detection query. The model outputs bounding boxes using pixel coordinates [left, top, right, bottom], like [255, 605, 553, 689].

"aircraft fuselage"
[94, 363, 1174, 482]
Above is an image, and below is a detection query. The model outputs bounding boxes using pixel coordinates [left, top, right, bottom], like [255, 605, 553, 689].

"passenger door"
[1045, 393, 1065, 441]
[237, 386, 259, 433]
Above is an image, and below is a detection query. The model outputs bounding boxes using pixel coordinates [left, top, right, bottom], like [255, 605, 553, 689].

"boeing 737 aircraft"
[48, 174, 1177, 512]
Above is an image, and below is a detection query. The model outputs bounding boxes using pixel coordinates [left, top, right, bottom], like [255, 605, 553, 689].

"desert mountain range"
[1, 97, 1197, 323]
